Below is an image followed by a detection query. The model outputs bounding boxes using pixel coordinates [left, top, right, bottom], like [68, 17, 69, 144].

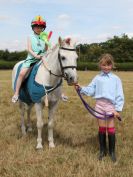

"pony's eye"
[61, 56, 66, 60]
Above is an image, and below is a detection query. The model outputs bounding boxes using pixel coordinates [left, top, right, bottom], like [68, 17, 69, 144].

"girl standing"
[76, 54, 124, 162]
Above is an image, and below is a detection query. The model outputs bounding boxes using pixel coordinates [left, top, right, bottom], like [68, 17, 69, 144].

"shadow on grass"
[17, 122, 98, 153]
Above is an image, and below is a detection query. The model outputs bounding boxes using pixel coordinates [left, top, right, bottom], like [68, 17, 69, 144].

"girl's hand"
[75, 83, 81, 90]
[113, 111, 120, 119]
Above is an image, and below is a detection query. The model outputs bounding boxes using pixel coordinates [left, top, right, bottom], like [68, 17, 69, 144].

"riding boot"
[98, 132, 107, 160]
[108, 134, 116, 162]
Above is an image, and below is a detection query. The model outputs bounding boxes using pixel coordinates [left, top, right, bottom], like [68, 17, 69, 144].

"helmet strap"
[31, 26, 45, 32]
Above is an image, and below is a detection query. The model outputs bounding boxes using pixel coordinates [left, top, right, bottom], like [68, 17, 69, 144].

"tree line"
[0, 34, 133, 70]
[77, 34, 133, 63]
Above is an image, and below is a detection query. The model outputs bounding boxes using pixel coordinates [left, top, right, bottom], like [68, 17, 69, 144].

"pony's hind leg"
[27, 104, 33, 132]
[35, 102, 43, 149]
[19, 101, 26, 135]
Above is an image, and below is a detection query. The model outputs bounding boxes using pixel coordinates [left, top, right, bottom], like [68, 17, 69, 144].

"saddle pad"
[14, 62, 52, 104]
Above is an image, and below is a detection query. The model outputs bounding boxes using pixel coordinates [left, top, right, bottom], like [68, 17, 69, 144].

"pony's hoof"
[49, 142, 55, 148]
[21, 128, 26, 135]
[36, 144, 43, 149]
[27, 127, 33, 132]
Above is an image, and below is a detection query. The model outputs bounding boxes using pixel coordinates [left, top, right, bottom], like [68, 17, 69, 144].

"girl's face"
[100, 63, 112, 73]
[33, 26, 44, 35]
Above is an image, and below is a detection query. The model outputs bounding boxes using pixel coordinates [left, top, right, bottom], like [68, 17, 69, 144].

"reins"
[74, 85, 121, 121]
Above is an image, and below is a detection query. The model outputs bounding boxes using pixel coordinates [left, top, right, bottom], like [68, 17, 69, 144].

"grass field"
[0, 70, 133, 177]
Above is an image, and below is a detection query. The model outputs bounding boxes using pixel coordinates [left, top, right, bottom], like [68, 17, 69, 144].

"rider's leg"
[12, 68, 30, 102]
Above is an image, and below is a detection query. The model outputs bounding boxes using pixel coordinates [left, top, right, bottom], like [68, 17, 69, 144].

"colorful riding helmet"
[31, 15, 46, 29]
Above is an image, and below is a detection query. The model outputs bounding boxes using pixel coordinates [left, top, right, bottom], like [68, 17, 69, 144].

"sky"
[0, 0, 133, 51]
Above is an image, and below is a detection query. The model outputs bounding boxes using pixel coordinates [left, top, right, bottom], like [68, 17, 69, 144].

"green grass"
[0, 70, 133, 177]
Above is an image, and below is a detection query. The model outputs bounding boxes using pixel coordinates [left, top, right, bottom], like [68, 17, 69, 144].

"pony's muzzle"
[64, 72, 77, 85]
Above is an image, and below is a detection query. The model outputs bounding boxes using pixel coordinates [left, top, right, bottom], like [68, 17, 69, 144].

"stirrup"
[12, 95, 19, 103]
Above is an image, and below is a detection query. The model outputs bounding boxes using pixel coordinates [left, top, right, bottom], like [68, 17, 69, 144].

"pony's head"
[58, 37, 78, 85]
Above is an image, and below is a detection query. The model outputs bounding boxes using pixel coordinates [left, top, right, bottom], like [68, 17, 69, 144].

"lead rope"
[74, 84, 122, 121]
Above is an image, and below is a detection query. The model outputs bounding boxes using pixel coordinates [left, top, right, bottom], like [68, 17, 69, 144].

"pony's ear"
[58, 37, 63, 46]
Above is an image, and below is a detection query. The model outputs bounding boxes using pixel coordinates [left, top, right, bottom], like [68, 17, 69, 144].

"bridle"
[40, 46, 77, 96]
[48, 47, 77, 80]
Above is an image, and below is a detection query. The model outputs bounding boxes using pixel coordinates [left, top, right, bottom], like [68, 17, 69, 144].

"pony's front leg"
[48, 100, 59, 148]
[35, 103, 44, 149]
[19, 101, 26, 135]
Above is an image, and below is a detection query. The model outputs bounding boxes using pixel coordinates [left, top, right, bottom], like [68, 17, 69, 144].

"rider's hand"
[36, 55, 42, 59]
